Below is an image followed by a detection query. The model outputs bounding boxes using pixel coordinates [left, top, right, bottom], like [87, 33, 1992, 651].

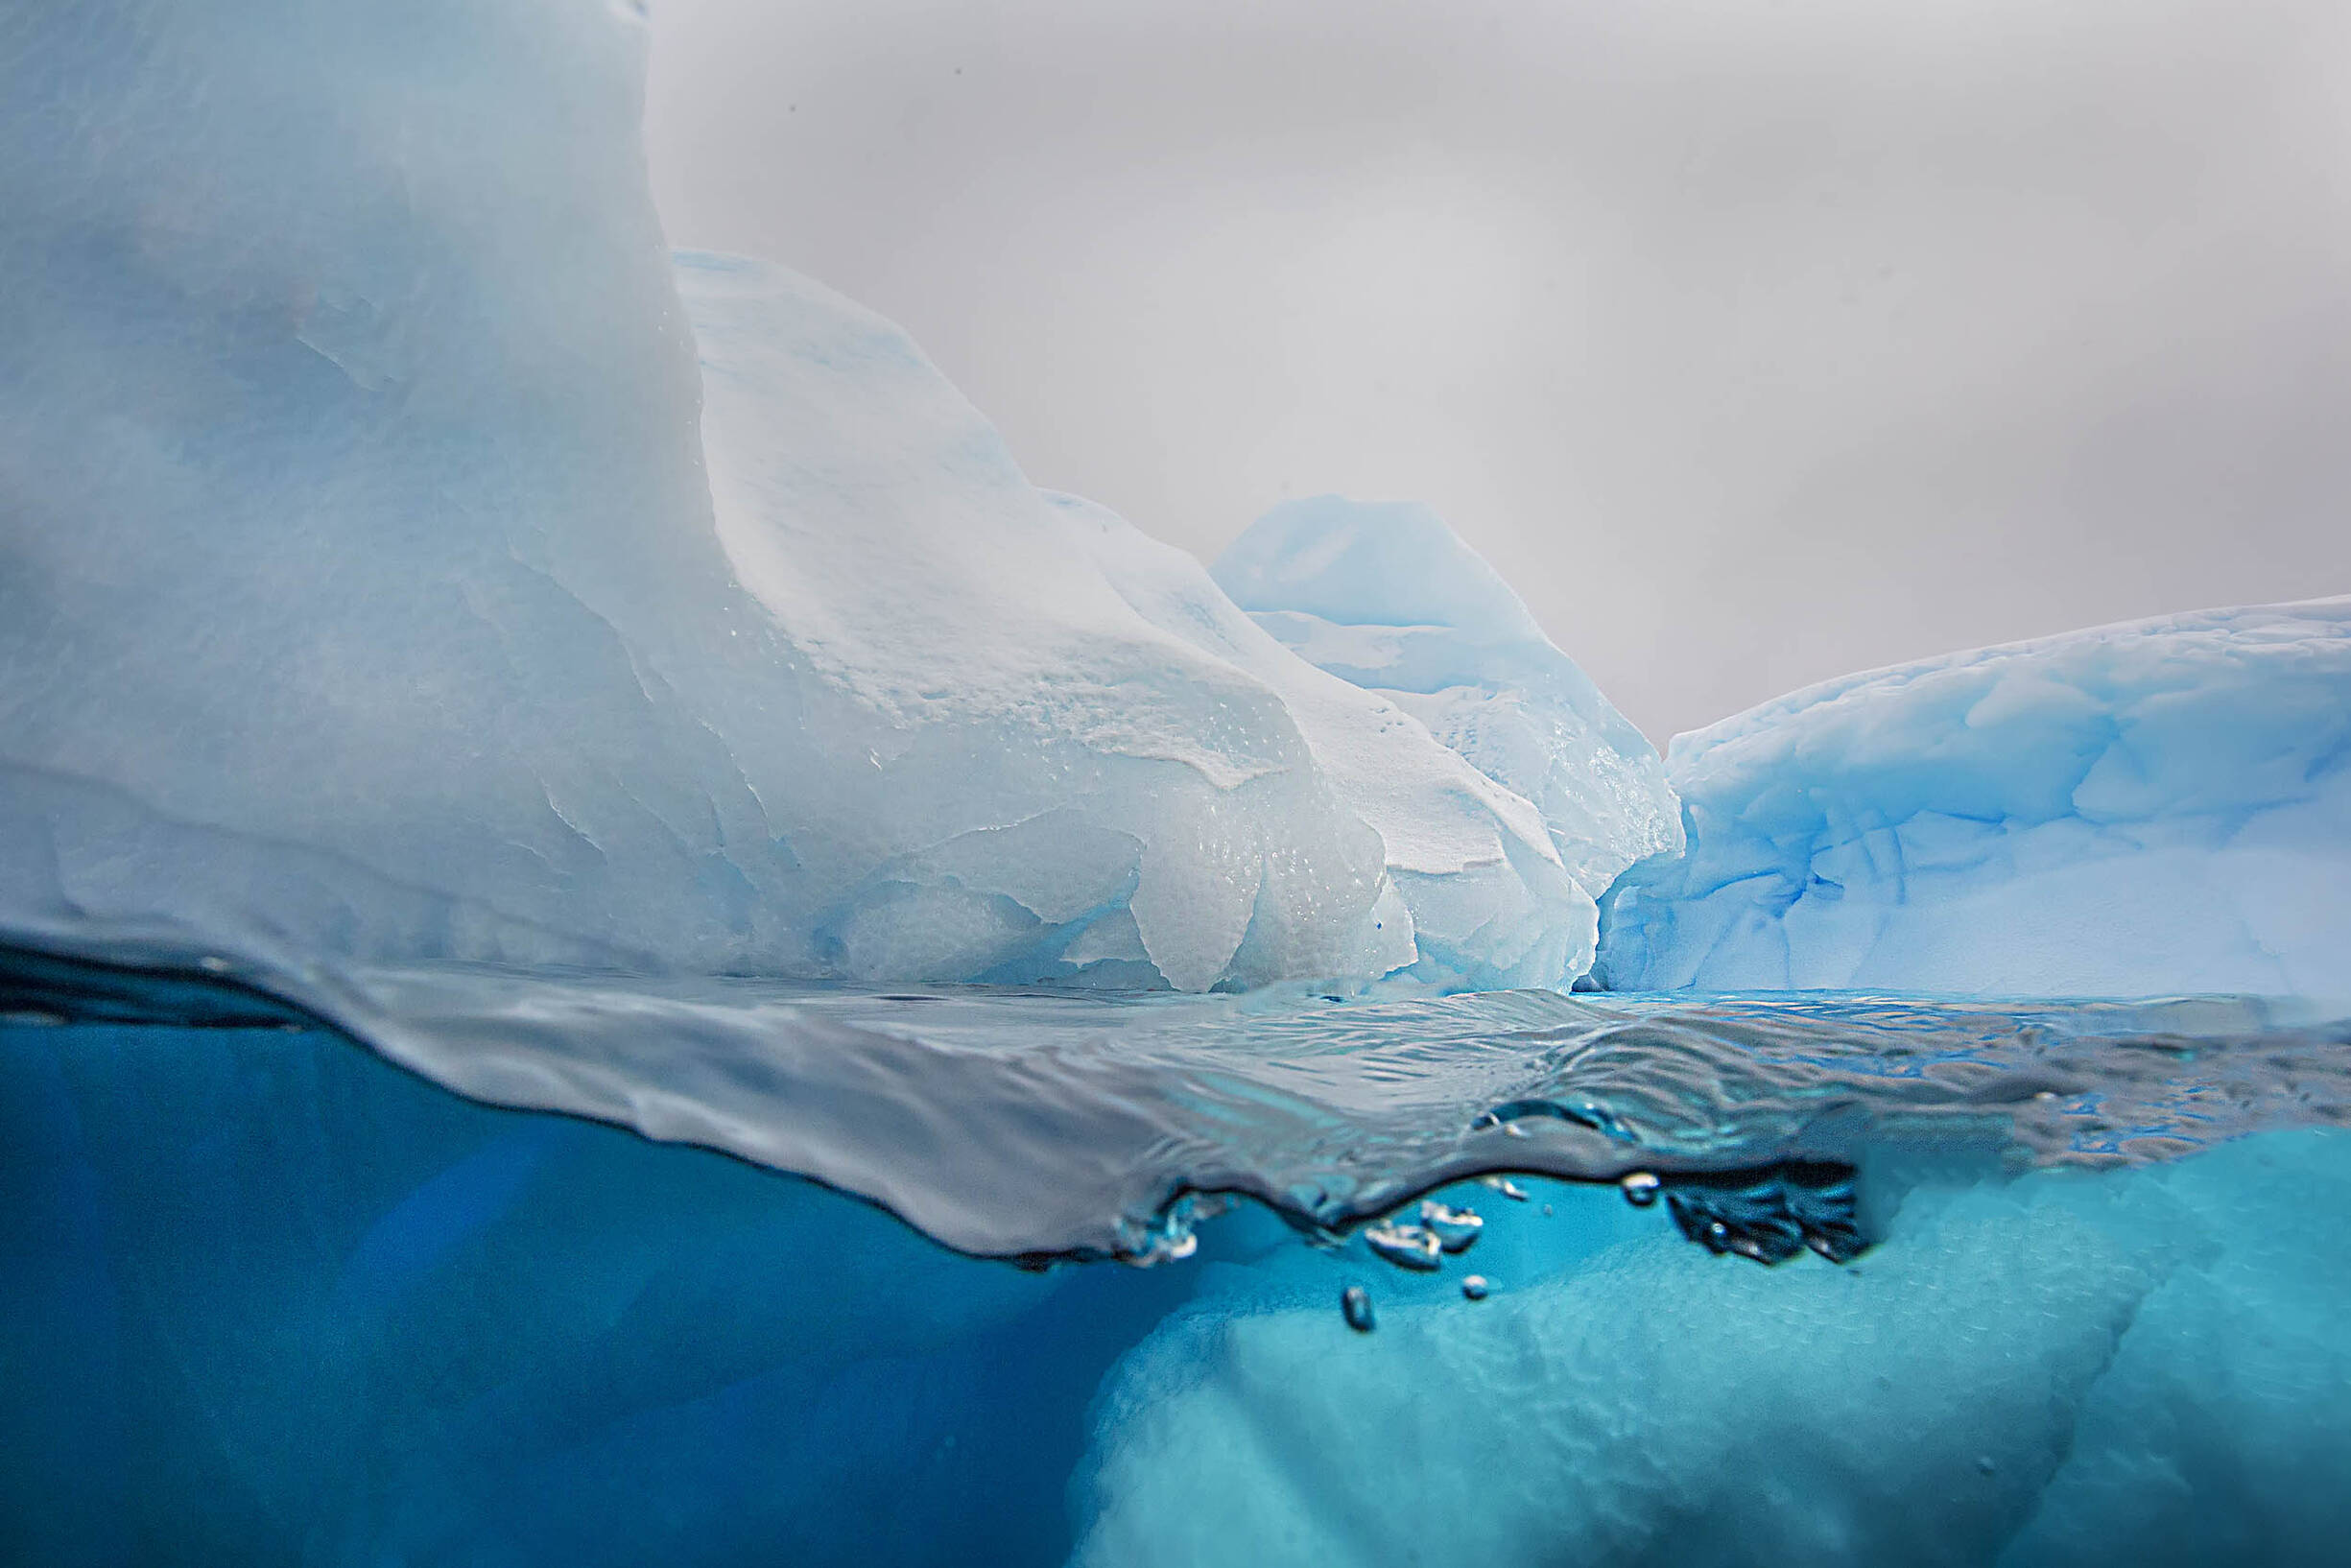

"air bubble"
[1117, 1194, 1218, 1265]
[1460, 1274, 1489, 1301]
[1417, 1200, 1483, 1252]
[1621, 1171, 1661, 1206]
[1365, 1221, 1442, 1271]
[1342, 1286, 1376, 1332]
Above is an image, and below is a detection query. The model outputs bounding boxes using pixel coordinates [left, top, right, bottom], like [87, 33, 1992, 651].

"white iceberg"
[1215, 497, 1682, 906]
[1, 0, 747, 973]
[1596, 601, 2351, 999]
[0, 0, 1647, 993]
[679, 254, 1410, 990]
[1057, 492, 1592, 988]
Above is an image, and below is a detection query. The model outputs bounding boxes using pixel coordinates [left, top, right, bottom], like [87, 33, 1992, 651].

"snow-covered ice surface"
[676, 253, 1414, 991]
[0, 0, 746, 972]
[1598, 601, 2351, 1000]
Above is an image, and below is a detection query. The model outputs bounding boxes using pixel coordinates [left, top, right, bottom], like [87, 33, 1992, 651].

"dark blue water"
[5, 942, 2349, 1564]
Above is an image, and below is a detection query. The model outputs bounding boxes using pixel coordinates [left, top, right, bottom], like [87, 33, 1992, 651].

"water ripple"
[5, 938, 2345, 1263]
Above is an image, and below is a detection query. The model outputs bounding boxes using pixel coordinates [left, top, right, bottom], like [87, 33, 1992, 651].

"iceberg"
[1, 0, 777, 975]
[1215, 497, 1682, 915]
[1596, 601, 2351, 999]
[677, 254, 1408, 991]
[1056, 493, 1586, 988]
[0, 0, 1642, 995]
[0, 0, 1382, 989]
[9, 3, 2351, 1564]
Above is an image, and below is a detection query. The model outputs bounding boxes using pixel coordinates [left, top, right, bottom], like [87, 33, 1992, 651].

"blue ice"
[1597, 601, 2351, 1000]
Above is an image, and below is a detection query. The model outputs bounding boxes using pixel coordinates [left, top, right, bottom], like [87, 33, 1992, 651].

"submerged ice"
[1073, 1128, 2351, 1568]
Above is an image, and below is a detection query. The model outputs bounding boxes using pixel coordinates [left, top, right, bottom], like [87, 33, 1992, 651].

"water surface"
[8, 938, 2344, 1263]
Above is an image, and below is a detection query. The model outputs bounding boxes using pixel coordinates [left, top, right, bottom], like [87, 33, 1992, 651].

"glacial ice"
[1056, 492, 1587, 988]
[1073, 1128, 2351, 1568]
[0, 0, 1640, 995]
[1215, 496, 1682, 905]
[1596, 601, 2351, 1000]
[677, 253, 1409, 991]
[0, 0, 777, 974]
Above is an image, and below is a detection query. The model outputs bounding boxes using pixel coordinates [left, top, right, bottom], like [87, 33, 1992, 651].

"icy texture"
[678, 255, 1402, 990]
[1598, 601, 2351, 999]
[0, 0, 731, 971]
[1073, 1128, 2351, 1568]
[0, 0, 1637, 993]
[1055, 493, 1583, 987]
[1215, 496, 1682, 902]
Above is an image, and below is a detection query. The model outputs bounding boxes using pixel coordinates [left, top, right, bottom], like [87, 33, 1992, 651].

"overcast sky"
[645, 0, 2351, 745]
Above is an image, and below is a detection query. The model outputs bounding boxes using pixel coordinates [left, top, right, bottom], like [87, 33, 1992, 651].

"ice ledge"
[1596, 598, 2351, 1000]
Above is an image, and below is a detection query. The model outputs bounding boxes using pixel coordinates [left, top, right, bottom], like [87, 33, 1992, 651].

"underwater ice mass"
[4, 2, 2349, 1564]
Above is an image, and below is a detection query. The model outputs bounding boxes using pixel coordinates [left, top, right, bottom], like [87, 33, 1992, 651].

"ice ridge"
[0, 0, 1657, 995]
[1595, 599, 2351, 999]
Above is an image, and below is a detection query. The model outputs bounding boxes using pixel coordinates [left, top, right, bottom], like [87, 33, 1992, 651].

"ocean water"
[5, 942, 2348, 1564]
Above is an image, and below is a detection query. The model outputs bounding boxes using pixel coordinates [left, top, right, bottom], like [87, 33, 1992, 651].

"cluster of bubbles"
[1342, 1185, 1518, 1330]
[1337, 1153, 1862, 1329]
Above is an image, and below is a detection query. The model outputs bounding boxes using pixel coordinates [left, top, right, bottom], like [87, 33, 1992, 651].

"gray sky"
[645, 0, 2351, 745]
